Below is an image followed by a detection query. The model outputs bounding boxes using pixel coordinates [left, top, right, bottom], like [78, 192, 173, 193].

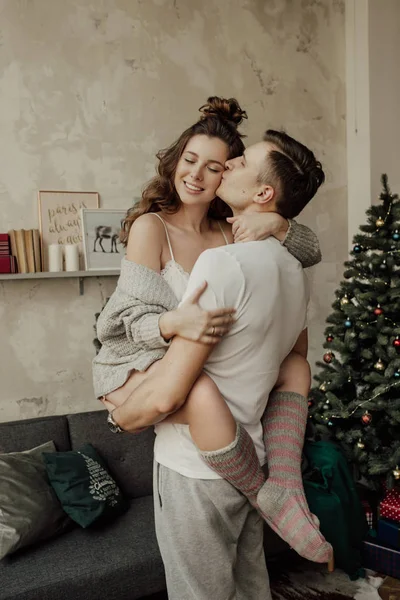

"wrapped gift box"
[378, 519, 400, 550]
[380, 488, 400, 523]
[362, 499, 375, 530]
[362, 539, 400, 579]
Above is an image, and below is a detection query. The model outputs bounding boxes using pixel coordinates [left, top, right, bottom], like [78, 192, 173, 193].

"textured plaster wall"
[369, 0, 400, 200]
[0, 0, 346, 422]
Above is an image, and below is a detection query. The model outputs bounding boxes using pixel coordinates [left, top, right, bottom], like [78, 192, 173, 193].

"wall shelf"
[0, 270, 119, 295]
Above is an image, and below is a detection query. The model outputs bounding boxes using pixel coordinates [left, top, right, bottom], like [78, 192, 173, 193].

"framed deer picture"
[81, 208, 126, 271]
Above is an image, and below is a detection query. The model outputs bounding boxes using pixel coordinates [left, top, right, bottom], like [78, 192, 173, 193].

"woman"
[93, 96, 332, 564]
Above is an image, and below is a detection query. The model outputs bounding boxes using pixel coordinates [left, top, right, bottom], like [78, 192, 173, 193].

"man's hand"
[227, 213, 289, 243]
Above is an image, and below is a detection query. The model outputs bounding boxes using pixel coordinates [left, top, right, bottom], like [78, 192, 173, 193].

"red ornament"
[374, 305, 383, 316]
[308, 400, 313, 408]
[361, 411, 372, 425]
[394, 336, 400, 348]
[326, 335, 334, 342]
[323, 352, 335, 364]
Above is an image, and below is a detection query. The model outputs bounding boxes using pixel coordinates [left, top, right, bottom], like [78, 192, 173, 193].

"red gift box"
[380, 489, 400, 523]
[362, 499, 375, 530]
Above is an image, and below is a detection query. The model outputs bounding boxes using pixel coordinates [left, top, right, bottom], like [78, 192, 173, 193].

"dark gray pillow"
[0, 441, 70, 559]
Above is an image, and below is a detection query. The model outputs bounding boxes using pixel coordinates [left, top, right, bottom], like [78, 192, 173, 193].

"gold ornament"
[340, 294, 350, 307]
[357, 439, 365, 449]
[319, 383, 327, 392]
[393, 466, 400, 480]
[374, 358, 385, 371]
[376, 217, 385, 228]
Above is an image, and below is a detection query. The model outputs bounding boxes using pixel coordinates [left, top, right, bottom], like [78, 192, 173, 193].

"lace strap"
[149, 213, 175, 262]
[217, 221, 229, 245]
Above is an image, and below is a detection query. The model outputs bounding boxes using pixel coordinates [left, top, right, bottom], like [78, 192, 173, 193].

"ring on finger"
[212, 326, 216, 336]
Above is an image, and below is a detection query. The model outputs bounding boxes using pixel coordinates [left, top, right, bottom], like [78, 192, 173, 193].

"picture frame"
[81, 208, 126, 271]
[38, 190, 100, 271]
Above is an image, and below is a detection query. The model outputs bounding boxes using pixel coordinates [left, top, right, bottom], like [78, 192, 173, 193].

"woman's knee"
[276, 352, 311, 396]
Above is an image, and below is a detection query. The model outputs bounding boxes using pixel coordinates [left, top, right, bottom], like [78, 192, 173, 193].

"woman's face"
[174, 135, 229, 207]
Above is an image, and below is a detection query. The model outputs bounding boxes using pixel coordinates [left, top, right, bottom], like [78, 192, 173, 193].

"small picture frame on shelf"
[38, 190, 100, 271]
[81, 208, 126, 271]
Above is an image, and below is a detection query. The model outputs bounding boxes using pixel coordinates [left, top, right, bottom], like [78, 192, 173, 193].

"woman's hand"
[159, 281, 236, 344]
[227, 213, 289, 243]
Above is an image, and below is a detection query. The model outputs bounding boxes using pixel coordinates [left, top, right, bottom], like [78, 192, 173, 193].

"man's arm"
[113, 248, 241, 432]
[113, 337, 213, 432]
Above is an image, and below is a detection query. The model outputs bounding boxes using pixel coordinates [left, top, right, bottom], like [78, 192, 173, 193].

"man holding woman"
[93, 97, 330, 599]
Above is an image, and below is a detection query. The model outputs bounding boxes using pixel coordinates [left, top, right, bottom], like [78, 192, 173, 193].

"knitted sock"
[257, 391, 332, 563]
[200, 423, 265, 508]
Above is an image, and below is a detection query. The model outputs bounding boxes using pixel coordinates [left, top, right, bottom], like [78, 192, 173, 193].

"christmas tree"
[309, 174, 400, 491]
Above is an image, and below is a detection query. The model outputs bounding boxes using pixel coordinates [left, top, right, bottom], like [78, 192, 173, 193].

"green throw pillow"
[0, 441, 71, 560]
[43, 443, 128, 528]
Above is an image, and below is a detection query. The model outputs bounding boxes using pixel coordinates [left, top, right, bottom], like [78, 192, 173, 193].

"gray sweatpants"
[153, 461, 272, 600]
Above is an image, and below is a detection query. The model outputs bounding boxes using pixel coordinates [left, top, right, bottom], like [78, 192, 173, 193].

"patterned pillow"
[42, 443, 128, 528]
[0, 441, 70, 559]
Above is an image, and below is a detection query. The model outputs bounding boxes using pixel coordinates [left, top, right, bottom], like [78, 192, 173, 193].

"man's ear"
[254, 185, 275, 205]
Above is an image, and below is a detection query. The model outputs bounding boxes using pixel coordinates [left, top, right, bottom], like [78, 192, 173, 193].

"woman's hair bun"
[199, 96, 247, 127]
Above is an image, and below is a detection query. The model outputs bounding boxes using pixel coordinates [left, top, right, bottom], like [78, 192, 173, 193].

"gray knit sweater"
[92, 219, 321, 398]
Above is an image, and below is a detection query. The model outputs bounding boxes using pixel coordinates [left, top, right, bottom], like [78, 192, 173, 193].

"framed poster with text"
[38, 190, 100, 271]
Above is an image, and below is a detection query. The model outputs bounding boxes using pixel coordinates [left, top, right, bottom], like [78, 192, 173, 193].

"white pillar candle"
[64, 244, 80, 272]
[48, 244, 63, 272]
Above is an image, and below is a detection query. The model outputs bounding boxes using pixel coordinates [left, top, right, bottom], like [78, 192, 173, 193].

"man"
[113, 130, 325, 599]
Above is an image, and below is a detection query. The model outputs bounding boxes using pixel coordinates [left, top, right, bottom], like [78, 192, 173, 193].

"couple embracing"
[93, 96, 332, 600]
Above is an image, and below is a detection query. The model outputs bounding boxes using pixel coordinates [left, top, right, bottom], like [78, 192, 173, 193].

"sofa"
[0, 409, 288, 600]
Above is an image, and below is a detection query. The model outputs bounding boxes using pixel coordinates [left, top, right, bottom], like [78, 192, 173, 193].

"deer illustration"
[93, 225, 121, 253]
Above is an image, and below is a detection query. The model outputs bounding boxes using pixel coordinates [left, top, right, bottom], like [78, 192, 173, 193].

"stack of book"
[0, 233, 16, 273]
[7, 229, 42, 274]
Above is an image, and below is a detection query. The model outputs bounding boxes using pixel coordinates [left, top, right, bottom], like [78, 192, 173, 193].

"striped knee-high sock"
[257, 391, 332, 563]
[199, 423, 265, 508]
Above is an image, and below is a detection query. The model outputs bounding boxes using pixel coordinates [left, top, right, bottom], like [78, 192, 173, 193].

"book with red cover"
[0, 255, 16, 273]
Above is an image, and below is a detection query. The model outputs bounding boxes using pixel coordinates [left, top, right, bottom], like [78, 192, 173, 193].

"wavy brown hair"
[120, 97, 247, 245]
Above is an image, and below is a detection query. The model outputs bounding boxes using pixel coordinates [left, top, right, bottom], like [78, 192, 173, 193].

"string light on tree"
[393, 466, 400, 480]
[357, 439, 365, 449]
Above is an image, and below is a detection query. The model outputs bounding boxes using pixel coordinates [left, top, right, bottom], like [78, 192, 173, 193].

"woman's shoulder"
[126, 213, 166, 269]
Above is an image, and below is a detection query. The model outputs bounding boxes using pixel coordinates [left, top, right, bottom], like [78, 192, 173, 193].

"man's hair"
[258, 130, 325, 219]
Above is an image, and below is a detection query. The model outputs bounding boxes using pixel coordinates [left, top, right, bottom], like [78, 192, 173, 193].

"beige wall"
[369, 0, 400, 200]
[0, 0, 346, 422]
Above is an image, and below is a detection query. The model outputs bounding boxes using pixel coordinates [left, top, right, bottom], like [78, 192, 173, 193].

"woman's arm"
[226, 213, 322, 268]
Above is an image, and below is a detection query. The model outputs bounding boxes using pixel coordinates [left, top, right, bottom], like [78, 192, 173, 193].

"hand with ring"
[159, 281, 236, 344]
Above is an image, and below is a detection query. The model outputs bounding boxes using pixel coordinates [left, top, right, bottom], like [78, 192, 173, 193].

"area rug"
[143, 554, 383, 600]
[268, 553, 382, 600]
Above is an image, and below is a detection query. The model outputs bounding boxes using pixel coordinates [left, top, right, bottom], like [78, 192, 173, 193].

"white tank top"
[150, 212, 228, 301]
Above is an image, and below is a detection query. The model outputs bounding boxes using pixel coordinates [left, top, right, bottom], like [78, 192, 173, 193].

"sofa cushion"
[67, 411, 155, 499]
[43, 443, 128, 528]
[0, 496, 165, 600]
[0, 441, 71, 560]
[0, 415, 70, 454]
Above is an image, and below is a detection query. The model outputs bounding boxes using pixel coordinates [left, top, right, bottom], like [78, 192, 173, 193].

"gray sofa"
[0, 410, 288, 600]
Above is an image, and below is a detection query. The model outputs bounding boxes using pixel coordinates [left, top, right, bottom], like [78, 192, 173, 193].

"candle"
[48, 244, 63, 272]
[64, 244, 80, 272]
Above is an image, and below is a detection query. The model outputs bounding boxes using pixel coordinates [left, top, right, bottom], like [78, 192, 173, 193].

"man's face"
[216, 142, 271, 211]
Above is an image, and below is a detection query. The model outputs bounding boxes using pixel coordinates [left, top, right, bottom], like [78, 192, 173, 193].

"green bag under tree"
[303, 440, 368, 579]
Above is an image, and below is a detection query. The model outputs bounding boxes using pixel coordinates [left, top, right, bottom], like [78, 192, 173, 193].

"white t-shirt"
[154, 238, 309, 479]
